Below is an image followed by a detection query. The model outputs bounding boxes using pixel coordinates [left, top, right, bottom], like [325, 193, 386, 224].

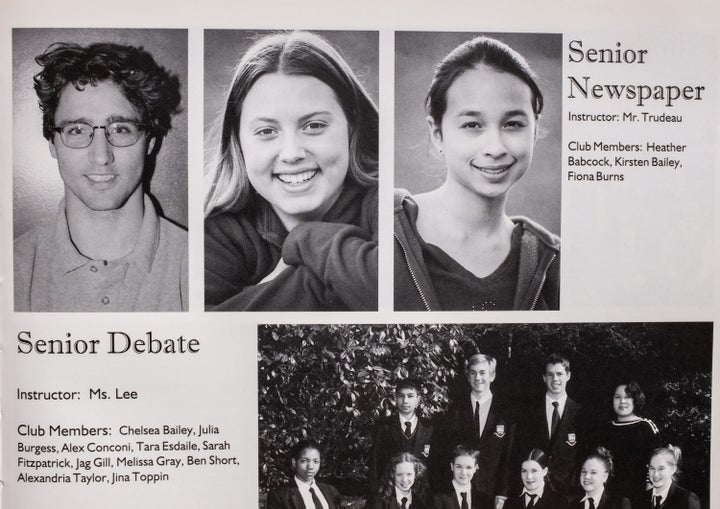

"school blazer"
[502, 487, 568, 509]
[638, 484, 701, 509]
[515, 397, 582, 494]
[568, 491, 631, 509]
[430, 489, 492, 509]
[370, 415, 434, 484]
[267, 481, 341, 509]
[445, 396, 514, 498]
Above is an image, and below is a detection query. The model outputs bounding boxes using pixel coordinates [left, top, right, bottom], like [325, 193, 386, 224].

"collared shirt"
[522, 485, 545, 506]
[652, 484, 672, 506]
[14, 195, 188, 311]
[399, 413, 419, 435]
[453, 480, 472, 508]
[545, 393, 568, 435]
[471, 391, 493, 437]
[395, 487, 413, 508]
[294, 476, 329, 509]
[581, 489, 604, 509]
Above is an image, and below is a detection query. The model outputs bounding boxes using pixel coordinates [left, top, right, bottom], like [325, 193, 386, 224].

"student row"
[13, 29, 560, 312]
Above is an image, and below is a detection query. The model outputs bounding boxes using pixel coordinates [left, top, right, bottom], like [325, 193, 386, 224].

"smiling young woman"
[394, 35, 560, 311]
[203, 30, 378, 311]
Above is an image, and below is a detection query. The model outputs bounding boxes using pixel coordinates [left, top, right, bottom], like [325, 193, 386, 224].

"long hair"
[204, 31, 378, 217]
[378, 452, 428, 500]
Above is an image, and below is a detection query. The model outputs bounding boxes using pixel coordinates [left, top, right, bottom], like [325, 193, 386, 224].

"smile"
[275, 169, 319, 185]
[471, 163, 512, 175]
[86, 174, 116, 183]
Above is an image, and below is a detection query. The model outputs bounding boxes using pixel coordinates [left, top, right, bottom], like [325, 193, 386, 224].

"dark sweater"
[205, 182, 377, 310]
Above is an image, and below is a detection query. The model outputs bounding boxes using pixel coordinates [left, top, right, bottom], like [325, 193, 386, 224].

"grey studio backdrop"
[395, 32, 562, 235]
[12, 28, 189, 237]
[204, 29, 379, 133]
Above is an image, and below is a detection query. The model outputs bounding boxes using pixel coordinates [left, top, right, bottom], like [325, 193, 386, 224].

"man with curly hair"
[14, 42, 187, 311]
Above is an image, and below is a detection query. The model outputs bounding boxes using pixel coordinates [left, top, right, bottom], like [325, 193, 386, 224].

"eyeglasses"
[51, 121, 146, 149]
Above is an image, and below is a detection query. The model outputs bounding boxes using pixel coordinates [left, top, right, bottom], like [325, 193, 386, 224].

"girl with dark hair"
[569, 448, 630, 509]
[594, 382, 661, 505]
[394, 35, 559, 311]
[267, 440, 341, 509]
[205, 31, 378, 311]
[504, 449, 566, 509]
[641, 446, 700, 509]
[368, 452, 428, 509]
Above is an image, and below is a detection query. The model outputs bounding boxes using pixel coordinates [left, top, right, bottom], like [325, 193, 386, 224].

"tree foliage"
[257, 323, 711, 504]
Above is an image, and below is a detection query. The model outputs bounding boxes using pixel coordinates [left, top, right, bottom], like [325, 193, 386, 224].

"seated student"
[431, 445, 492, 509]
[370, 379, 434, 490]
[569, 447, 630, 509]
[267, 440, 341, 509]
[503, 449, 567, 509]
[641, 446, 700, 509]
[369, 452, 428, 509]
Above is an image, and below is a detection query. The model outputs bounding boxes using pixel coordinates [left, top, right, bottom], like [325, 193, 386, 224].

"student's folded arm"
[281, 221, 378, 311]
[211, 264, 336, 311]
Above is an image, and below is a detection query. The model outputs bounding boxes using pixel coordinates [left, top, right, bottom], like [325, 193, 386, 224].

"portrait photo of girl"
[204, 30, 378, 311]
[394, 32, 561, 311]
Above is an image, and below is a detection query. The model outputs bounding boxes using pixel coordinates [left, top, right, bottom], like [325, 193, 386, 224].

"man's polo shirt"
[14, 195, 188, 312]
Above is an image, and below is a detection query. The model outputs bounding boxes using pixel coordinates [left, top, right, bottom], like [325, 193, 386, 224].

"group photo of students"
[257, 323, 711, 509]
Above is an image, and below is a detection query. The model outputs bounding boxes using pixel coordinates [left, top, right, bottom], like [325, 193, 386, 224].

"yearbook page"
[0, 1, 718, 508]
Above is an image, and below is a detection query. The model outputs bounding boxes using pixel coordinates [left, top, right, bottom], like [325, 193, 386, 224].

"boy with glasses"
[14, 42, 187, 311]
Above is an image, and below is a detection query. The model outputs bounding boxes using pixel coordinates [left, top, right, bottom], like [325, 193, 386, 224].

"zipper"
[394, 233, 431, 311]
[530, 252, 556, 310]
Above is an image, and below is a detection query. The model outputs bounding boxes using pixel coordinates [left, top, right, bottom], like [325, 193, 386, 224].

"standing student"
[370, 379, 434, 490]
[204, 30, 378, 311]
[515, 354, 582, 497]
[503, 449, 567, 509]
[267, 440, 341, 509]
[569, 448, 630, 509]
[640, 446, 700, 509]
[445, 353, 513, 507]
[595, 382, 661, 505]
[369, 452, 429, 509]
[394, 35, 560, 311]
[431, 445, 492, 509]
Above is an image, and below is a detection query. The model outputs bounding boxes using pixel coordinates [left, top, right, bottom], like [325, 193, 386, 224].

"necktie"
[654, 495, 662, 508]
[474, 401, 480, 438]
[461, 491, 469, 509]
[551, 401, 560, 437]
[526, 494, 537, 509]
[588, 497, 595, 509]
[401, 496, 408, 509]
[404, 421, 412, 438]
[309, 487, 323, 509]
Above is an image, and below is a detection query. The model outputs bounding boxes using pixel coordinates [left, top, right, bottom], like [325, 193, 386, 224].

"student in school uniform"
[444, 353, 513, 507]
[515, 354, 582, 498]
[430, 445, 492, 509]
[267, 440, 341, 509]
[368, 452, 429, 509]
[640, 446, 700, 509]
[503, 449, 567, 509]
[568, 447, 630, 509]
[370, 379, 435, 491]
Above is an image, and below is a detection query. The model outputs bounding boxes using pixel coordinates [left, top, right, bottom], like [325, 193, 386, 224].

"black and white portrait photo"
[12, 28, 188, 312]
[393, 32, 562, 311]
[203, 29, 379, 312]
